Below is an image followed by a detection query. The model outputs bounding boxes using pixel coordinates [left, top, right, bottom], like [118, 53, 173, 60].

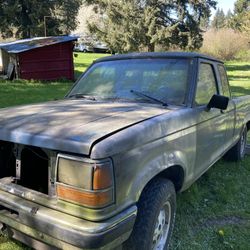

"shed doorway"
[0, 49, 15, 80]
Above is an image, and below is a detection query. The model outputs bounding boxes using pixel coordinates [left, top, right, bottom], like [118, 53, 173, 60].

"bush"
[200, 29, 249, 60]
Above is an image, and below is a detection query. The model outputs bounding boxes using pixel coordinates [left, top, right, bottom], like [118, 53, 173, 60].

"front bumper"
[0, 189, 137, 249]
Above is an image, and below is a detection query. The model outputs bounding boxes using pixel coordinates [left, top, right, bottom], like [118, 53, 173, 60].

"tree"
[211, 8, 226, 29]
[225, 9, 233, 28]
[234, 0, 250, 14]
[0, 0, 82, 38]
[231, 0, 250, 33]
[199, 16, 210, 31]
[84, 0, 217, 53]
[55, 0, 83, 35]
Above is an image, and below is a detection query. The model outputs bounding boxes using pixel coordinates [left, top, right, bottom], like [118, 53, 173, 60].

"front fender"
[111, 128, 196, 209]
[131, 150, 187, 201]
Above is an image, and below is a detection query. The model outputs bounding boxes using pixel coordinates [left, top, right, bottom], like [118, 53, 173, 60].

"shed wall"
[19, 42, 74, 80]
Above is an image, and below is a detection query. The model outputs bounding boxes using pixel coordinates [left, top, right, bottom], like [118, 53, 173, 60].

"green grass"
[170, 158, 250, 250]
[74, 52, 109, 78]
[226, 61, 250, 97]
[0, 234, 29, 250]
[0, 57, 249, 249]
[0, 79, 72, 108]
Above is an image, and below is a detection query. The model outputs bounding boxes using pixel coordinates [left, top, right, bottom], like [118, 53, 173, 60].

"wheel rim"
[152, 201, 171, 250]
[240, 129, 246, 157]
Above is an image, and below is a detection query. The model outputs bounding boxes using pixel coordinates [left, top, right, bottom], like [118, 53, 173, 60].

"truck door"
[194, 61, 227, 177]
[217, 64, 236, 151]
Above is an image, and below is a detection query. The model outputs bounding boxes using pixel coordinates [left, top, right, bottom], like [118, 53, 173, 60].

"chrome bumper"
[0, 189, 137, 249]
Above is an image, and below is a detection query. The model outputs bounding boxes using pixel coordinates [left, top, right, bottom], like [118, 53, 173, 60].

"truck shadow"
[226, 64, 250, 72]
[230, 86, 250, 96]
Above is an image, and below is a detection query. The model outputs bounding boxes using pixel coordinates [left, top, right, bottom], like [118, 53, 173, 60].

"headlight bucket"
[56, 154, 114, 208]
[57, 156, 93, 189]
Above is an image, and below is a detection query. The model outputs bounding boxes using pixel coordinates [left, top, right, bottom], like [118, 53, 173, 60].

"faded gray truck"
[0, 52, 249, 250]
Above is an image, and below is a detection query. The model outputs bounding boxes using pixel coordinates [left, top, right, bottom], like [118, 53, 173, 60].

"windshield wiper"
[130, 89, 168, 106]
[68, 93, 96, 101]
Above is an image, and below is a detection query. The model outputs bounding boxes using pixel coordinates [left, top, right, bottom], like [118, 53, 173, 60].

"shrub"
[200, 29, 249, 60]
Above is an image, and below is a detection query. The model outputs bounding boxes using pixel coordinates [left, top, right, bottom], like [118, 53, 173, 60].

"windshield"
[68, 58, 190, 105]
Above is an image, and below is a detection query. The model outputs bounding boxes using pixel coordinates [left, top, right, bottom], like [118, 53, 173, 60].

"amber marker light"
[56, 154, 114, 208]
[56, 183, 113, 208]
[93, 164, 113, 190]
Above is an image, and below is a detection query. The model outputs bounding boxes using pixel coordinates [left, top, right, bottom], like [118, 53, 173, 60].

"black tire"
[224, 126, 247, 161]
[123, 178, 176, 250]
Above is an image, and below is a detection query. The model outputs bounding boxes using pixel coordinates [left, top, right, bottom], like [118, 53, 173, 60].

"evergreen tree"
[231, 0, 250, 32]
[55, 0, 83, 35]
[200, 16, 210, 31]
[224, 9, 234, 28]
[211, 8, 226, 29]
[84, 0, 217, 52]
[0, 0, 82, 38]
[234, 0, 250, 14]
[239, 10, 250, 38]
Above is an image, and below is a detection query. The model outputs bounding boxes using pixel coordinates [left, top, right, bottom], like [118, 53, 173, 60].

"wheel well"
[137, 165, 184, 202]
[155, 165, 184, 192]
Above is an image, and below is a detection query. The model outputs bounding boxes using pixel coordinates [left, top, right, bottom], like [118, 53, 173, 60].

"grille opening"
[0, 141, 49, 195]
[0, 141, 16, 178]
[19, 146, 49, 194]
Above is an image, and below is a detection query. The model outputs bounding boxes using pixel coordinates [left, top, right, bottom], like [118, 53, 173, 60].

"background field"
[0, 53, 249, 249]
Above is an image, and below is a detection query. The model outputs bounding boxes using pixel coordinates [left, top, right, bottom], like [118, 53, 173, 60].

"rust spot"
[30, 207, 39, 215]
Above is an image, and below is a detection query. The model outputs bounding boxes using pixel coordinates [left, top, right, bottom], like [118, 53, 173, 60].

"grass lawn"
[0, 54, 249, 249]
[226, 61, 250, 97]
[74, 52, 109, 78]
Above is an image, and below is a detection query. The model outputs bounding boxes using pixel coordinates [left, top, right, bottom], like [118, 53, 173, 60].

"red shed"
[0, 36, 77, 81]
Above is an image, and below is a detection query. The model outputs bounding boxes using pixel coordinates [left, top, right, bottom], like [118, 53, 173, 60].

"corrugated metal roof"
[0, 36, 78, 54]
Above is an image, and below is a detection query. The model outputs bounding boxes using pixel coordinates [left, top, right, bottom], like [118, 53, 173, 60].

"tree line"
[200, 0, 250, 60]
[0, 0, 82, 38]
[0, 0, 249, 53]
[84, 0, 217, 53]
[211, 0, 249, 34]
[84, 0, 249, 53]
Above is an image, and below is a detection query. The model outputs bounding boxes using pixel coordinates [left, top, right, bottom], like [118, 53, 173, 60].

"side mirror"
[207, 94, 229, 110]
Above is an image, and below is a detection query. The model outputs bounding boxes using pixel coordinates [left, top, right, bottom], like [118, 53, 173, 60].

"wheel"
[123, 178, 176, 250]
[224, 126, 247, 161]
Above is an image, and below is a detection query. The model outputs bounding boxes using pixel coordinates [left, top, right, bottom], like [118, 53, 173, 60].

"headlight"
[56, 154, 114, 208]
[57, 156, 93, 189]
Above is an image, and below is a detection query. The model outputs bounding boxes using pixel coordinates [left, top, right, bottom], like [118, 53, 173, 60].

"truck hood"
[0, 99, 170, 155]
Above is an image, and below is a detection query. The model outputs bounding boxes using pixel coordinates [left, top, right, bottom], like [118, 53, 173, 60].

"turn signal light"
[93, 164, 113, 190]
[57, 183, 113, 208]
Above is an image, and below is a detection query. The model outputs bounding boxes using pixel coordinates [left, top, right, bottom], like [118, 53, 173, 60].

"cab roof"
[95, 52, 223, 64]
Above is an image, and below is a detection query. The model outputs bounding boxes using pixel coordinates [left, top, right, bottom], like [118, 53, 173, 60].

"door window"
[195, 63, 218, 106]
[218, 64, 230, 97]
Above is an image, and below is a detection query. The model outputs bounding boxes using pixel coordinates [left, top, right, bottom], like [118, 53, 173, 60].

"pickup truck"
[0, 52, 249, 250]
